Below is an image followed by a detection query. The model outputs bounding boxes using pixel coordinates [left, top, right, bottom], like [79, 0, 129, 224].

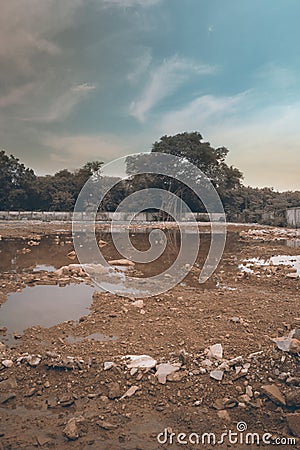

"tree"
[0, 150, 36, 210]
[125, 132, 243, 215]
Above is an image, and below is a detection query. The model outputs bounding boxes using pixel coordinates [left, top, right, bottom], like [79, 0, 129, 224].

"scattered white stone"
[123, 355, 157, 370]
[208, 343, 223, 359]
[155, 363, 181, 384]
[210, 370, 224, 381]
[104, 361, 114, 371]
[120, 385, 139, 399]
[132, 300, 144, 308]
[2, 359, 13, 368]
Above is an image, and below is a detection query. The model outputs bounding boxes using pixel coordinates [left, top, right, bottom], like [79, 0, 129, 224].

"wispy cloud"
[44, 133, 128, 169]
[21, 83, 96, 123]
[159, 92, 247, 134]
[130, 56, 216, 122]
[127, 48, 152, 84]
[101, 0, 162, 8]
[0, 83, 34, 108]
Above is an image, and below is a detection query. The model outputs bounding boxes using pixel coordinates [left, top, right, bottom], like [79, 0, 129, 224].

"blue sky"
[0, 0, 300, 190]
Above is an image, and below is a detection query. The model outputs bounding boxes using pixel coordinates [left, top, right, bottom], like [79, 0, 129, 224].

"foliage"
[0, 132, 299, 227]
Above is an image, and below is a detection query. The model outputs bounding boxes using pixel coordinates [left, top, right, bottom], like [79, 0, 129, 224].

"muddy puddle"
[0, 283, 94, 344]
[0, 230, 298, 344]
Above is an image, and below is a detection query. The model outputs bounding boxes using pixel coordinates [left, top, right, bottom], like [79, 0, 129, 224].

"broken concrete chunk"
[120, 385, 139, 399]
[2, 359, 13, 368]
[107, 382, 121, 400]
[63, 418, 79, 441]
[272, 336, 300, 353]
[123, 355, 157, 370]
[208, 343, 223, 359]
[155, 363, 181, 384]
[210, 370, 224, 381]
[104, 361, 114, 371]
[261, 384, 286, 406]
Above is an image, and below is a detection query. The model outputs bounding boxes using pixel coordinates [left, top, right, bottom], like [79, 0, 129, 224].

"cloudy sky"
[1, 0, 300, 190]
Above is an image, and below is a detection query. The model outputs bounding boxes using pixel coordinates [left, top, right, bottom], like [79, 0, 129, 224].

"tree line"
[1, 132, 299, 225]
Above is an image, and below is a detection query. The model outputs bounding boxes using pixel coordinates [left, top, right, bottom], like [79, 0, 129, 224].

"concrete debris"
[261, 384, 286, 406]
[155, 363, 181, 384]
[63, 418, 79, 441]
[107, 382, 121, 400]
[120, 385, 139, 399]
[123, 355, 157, 370]
[67, 251, 76, 260]
[132, 300, 144, 308]
[2, 359, 13, 368]
[272, 333, 300, 354]
[104, 361, 115, 371]
[208, 343, 223, 360]
[210, 370, 224, 381]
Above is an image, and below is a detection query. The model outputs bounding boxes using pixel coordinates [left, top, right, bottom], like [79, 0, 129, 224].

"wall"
[0, 211, 225, 222]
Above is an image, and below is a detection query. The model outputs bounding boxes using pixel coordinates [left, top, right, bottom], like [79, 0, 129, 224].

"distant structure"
[286, 207, 300, 228]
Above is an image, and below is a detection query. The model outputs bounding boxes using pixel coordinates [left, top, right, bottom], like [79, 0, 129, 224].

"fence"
[0, 211, 225, 222]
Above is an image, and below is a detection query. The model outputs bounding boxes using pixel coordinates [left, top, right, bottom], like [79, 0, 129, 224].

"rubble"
[155, 363, 181, 384]
[261, 384, 286, 406]
[63, 418, 79, 441]
[207, 343, 223, 359]
[123, 354, 157, 370]
[120, 385, 139, 399]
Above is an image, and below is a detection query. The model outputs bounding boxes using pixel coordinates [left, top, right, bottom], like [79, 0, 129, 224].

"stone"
[63, 418, 79, 441]
[123, 355, 157, 370]
[286, 414, 300, 437]
[98, 239, 108, 248]
[167, 370, 188, 382]
[58, 394, 75, 407]
[120, 385, 139, 399]
[285, 390, 300, 408]
[155, 363, 181, 384]
[25, 388, 36, 397]
[132, 300, 144, 308]
[97, 420, 117, 430]
[261, 384, 286, 406]
[104, 361, 114, 371]
[67, 251, 76, 260]
[108, 382, 121, 399]
[0, 342, 5, 351]
[210, 370, 224, 381]
[108, 259, 135, 266]
[208, 343, 223, 359]
[2, 359, 13, 368]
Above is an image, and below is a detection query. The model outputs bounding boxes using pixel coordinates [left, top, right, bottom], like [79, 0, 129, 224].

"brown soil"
[0, 222, 299, 449]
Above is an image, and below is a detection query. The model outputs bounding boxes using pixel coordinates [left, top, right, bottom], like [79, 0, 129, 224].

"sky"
[0, 0, 300, 191]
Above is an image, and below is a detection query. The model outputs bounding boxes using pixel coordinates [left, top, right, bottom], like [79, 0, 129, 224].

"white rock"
[208, 343, 223, 359]
[2, 359, 13, 368]
[104, 361, 114, 371]
[123, 355, 157, 370]
[155, 363, 181, 384]
[210, 370, 224, 381]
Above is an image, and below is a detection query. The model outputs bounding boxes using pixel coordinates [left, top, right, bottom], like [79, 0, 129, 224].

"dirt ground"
[0, 221, 299, 449]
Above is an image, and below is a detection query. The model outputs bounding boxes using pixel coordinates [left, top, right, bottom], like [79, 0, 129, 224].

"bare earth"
[0, 222, 299, 449]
